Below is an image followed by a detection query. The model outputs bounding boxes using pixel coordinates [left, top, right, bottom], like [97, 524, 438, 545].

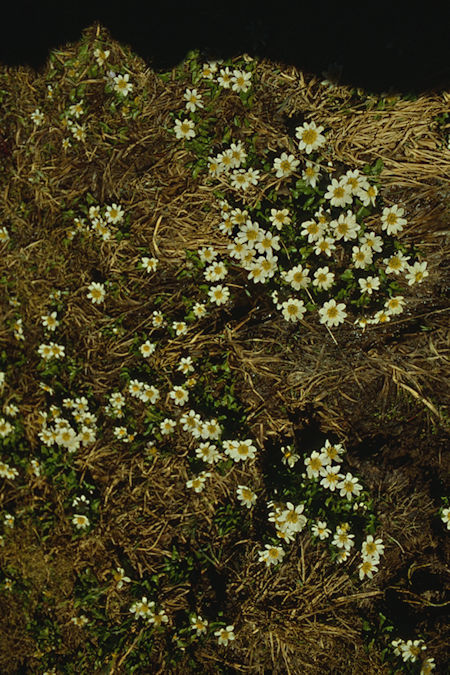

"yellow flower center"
[302, 129, 317, 145]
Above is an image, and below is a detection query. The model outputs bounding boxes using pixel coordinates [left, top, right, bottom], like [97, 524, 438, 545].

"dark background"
[1, 1, 450, 95]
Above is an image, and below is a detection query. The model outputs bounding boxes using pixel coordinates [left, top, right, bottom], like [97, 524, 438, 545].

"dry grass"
[0, 21, 449, 674]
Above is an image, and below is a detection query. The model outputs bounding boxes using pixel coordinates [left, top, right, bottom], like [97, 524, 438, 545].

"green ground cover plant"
[0, 22, 449, 674]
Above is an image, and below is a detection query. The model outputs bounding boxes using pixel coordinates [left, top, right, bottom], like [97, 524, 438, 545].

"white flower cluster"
[358, 534, 385, 579]
[130, 597, 168, 627]
[70, 201, 125, 243]
[206, 131, 429, 328]
[37, 396, 98, 455]
[185, 434, 257, 494]
[258, 500, 308, 567]
[391, 638, 433, 670]
[0, 460, 18, 480]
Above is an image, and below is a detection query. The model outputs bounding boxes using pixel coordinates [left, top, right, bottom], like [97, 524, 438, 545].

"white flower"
[149, 609, 168, 627]
[228, 141, 247, 168]
[177, 356, 194, 375]
[441, 507, 450, 530]
[304, 450, 325, 479]
[195, 442, 221, 464]
[112, 567, 131, 589]
[41, 311, 59, 331]
[236, 485, 257, 508]
[295, 121, 326, 154]
[31, 108, 45, 126]
[236, 221, 260, 248]
[258, 544, 285, 567]
[72, 514, 90, 530]
[204, 261, 228, 282]
[70, 123, 87, 142]
[361, 535, 385, 560]
[193, 302, 207, 318]
[208, 284, 230, 306]
[324, 179, 353, 207]
[87, 282, 106, 304]
[217, 67, 233, 88]
[273, 152, 300, 178]
[330, 211, 359, 241]
[342, 169, 366, 195]
[140, 340, 156, 357]
[0, 462, 18, 479]
[301, 219, 324, 242]
[313, 266, 335, 291]
[105, 203, 124, 224]
[160, 418, 176, 435]
[172, 321, 188, 336]
[319, 465, 343, 491]
[130, 596, 155, 620]
[337, 473, 363, 500]
[359, 230, 383, 253]
[191, 614, 209, 635]
[244, 168, 260, 186]
[214, 625, 235, 645]
[352, 245, 373, 269]
[169, 386, 189, 406]
[230, 169, 250, 190]
[384, 296, 405, 315]
[113, 426, 129, 441]
[269, 208, 291, 230]
[113, 73, 133, 96]
[359, 276, 380, 295]
[186, 471, 211, 493]
[201, 418, 222, 440]
[311, 520, 331, 540]
[302, 160, 321, 187]
[207, 156, 224, 177]
[332, 525, 355, 551]
[4, 513, 14, 528]
[358, 183, 378, 207]
[217, 149, 234, 172]
[280, 446, 300, 467]
[4, 403, 18, 417]
[400, 639, 426, 663]
[223, 439, 257, 462]
[247, 260, 268, 284]
[184, 88, 204, 112]
[358, 557, 379, 580]
[180, 409, 201, 432]
[231, 69, 252, 93]
[198, 246, 219, 263]
[141, 256, 158, 273]
[383, 251, 410, 275]
[405, 261, 429, 285]
[285, 264, 310, 290]
[71, 614, 89, 627]
[370, 309, 391, 324]
[278, 502, 307, 533]
[319, 299, 347, 327]
[94, 48, 110, 66]
[314, 236, 336, 257]
[174, 118, 195, 140]
[0, 418, 13, 438]
[281, 298, 306, 323]
[201, 61, 218, 79]
[381, 205, 407, 235]
[420, 657, 436, 674]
